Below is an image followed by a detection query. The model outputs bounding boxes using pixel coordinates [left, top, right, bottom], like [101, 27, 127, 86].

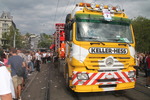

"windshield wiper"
[109, 38, 131, 46]
[90, 41, 105, 45]
[118, 42, 131, 47]
[82, 37, 105, 45]
[98, 41, 105, 45]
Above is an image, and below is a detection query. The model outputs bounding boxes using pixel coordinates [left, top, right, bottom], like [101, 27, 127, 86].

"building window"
[2, 23, 8, 27]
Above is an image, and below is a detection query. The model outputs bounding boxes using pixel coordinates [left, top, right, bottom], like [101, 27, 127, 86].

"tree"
[23, 33, 33, 49]
[132, 16, 150, 53]
[38, 33, 53, 49]
[2, 32, 10, 49]
[2, 25, 25, 49]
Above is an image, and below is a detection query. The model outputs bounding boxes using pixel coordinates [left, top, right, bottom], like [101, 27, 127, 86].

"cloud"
[0, 0, 150, 34]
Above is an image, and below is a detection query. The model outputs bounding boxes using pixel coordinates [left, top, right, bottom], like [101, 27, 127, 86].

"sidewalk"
[21, 64, 50, 100]
[21, 69, 38, 94]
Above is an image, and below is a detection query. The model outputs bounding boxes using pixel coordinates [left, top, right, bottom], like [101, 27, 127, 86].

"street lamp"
[13, 30, 16, 48]
[12, 22, 16, 48]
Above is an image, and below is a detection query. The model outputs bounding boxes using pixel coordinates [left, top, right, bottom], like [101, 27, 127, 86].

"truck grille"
[84, 56, 130, 69]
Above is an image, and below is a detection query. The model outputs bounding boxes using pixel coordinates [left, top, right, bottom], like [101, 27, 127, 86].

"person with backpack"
[7, 48, 26, 100]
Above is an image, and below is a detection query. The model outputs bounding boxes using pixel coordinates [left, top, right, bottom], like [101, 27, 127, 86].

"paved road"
[22, 62, 150, 100]
[22, 64, 49, 100]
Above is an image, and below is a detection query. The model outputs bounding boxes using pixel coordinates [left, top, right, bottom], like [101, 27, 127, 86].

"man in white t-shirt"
[0, 61, 15, 100]
[35, 51, 41, 72]
[42, 52, 47, 64]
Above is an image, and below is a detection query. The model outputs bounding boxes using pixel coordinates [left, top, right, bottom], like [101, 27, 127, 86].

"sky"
[0, 0, 150, 35]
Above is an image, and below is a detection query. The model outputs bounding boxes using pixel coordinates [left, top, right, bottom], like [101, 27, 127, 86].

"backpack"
[16, 66, 25, 77]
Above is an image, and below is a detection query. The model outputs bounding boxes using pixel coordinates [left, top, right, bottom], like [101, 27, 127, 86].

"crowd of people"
[0, 48, 52, 100]
[0, 47, 150, 100]
[135, 52, 150, 88]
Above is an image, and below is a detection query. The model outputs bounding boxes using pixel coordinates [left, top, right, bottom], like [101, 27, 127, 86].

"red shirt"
[146, 57, 150, 69]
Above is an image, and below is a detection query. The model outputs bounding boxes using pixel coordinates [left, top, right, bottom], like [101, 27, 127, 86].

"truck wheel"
[65, 66, 70, 89]
[59, 59, 64, 75]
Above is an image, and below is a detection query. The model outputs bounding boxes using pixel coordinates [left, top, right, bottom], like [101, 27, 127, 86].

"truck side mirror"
[65, 25, 70, 41]
[65, 23, 73, 41]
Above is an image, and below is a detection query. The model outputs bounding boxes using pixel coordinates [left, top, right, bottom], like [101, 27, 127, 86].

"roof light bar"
[76, 2, 124, 14]
[78, 2, 99, 8]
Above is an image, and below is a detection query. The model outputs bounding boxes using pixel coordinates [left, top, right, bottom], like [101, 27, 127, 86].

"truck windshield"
[76, 20, 133, 43]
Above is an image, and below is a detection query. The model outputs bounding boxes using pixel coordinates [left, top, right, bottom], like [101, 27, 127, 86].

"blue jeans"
[28, 62, 34, 72]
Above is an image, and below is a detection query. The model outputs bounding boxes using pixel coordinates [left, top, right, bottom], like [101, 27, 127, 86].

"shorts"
[12, 75, 23, 90]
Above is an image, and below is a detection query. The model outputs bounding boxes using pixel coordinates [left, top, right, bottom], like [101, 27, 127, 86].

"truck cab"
[64, 2, 136, 92]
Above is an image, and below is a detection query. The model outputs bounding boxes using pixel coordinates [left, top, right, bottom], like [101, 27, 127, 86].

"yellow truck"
[64, 2, 136, 92]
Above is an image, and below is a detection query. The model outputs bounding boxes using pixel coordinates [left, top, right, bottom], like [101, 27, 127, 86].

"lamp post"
[13, 30, 16, 48]
[12, 21, 17, 48]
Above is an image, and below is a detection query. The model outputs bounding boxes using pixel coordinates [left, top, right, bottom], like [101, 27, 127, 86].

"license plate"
[105, 75, 114, 79]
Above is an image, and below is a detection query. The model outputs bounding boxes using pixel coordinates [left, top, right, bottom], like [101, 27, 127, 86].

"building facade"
[0, 11, 16, 47]
[29, 34, 40, 50]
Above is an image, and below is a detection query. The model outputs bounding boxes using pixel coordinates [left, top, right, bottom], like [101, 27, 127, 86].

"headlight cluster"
[77, 73, 89, 80]
[128, 71, 136, 78]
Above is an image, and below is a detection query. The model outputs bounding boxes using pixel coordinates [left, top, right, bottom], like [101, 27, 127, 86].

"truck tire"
[65, 14, 71, 24]
[65, 65, 70, 89]
[59, 59, 64, 75]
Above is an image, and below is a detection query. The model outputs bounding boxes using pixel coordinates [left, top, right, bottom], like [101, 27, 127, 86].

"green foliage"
[38, 33, 52, 49]
[22, 33, 33, 49]
[2, 30, 53, 50]
[132, 16, 150, 53]
[2, 25, 24, 49]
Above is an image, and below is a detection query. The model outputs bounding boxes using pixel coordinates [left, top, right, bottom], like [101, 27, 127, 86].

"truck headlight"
[116, 5, 121, 12]
[77, 73, 89, 80]
[128, 71, 135, 78]
[100, 4, 104, 10]
[91, 3, 96, 9]
[108, 5, 113, 11]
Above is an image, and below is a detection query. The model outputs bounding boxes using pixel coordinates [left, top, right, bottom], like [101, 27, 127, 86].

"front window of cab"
[76, 19, 133, 43]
